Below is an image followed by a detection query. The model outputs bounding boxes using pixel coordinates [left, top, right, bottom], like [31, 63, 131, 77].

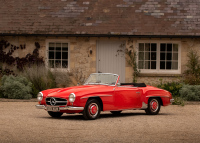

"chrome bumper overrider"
[170, 99, 174, 103]
[35, 105, 84, 111]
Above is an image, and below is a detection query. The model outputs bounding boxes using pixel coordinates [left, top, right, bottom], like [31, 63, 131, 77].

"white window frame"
[45, 39, 70, 71]
[136, 40, 181, 74]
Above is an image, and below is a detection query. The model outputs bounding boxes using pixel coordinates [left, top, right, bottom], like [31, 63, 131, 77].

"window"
[138, 43, 157, 70]
[137, 41, 181, 74]
[47, 41, 69, 69]
[160, 43, 178, 70]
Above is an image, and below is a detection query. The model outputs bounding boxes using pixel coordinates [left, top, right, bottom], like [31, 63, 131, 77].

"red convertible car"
[36, 73, 174, 120]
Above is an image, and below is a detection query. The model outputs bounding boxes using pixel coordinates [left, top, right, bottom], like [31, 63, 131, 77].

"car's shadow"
[39, 112, 172, 121]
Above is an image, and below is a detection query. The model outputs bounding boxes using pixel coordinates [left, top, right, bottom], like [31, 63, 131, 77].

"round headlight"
[69, 93, 76, 103]
[37, 92, 43, 101]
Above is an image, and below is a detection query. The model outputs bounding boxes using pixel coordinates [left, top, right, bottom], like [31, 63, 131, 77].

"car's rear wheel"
[145, 98, 161, 115]
[110, 111, 122, 115]
[83, 99, 101, 120]
[48, 111, 63, 118]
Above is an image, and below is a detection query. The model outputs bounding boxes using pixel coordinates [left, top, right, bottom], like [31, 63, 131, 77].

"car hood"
[47, 84, 114, 98]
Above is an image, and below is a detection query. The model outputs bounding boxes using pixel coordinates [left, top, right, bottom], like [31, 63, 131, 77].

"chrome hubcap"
[150, 99, 159, 112]
[88, 103, 98, 117]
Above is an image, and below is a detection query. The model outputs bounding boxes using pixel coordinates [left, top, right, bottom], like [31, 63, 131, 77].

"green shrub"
[157, 81, 183, 97]
[22, 64, 73, 97]
[179, 85, 200, 101]
[183, 50, 200, 85]
[1, 75, 32, 99]
[157, 80, 185, 105]
[172, 97, 185, 106]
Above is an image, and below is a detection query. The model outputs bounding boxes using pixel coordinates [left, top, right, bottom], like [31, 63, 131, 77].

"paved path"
[0, 102, 200, 143]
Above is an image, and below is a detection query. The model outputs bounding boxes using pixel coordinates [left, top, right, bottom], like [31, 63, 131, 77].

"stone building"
[1, 0, 200, 85]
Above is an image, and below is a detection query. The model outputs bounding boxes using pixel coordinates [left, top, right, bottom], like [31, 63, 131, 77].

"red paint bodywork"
[39, 83, 172, 113]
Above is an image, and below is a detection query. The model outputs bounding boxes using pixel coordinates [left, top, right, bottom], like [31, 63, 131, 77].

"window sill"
[49, 68, 70, 72]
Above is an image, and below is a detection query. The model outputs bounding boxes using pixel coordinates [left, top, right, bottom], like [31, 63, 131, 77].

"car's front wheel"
[83, 99, 101, 120]
[145, 98, 161, 115]
[48, 111, 63, 118]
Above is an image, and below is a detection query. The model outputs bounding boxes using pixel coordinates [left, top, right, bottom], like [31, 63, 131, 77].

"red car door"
[113, 86, 142, 110]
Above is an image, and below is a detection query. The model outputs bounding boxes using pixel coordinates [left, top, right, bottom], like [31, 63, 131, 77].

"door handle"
[136, 92, 140, 94]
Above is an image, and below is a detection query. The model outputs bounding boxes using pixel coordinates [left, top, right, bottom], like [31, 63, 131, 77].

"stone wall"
[1, 36, 200, 86]
[0, 36, 46, 72]
[0, 36, 46, 58]
[69, 37, 96, 79]
[135, 38, 200, 85]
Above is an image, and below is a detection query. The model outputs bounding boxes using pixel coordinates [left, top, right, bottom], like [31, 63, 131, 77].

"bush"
[52, 69, 72, 88]
[22, 64, 57, 98]
[157, 81, 185, 105]
[157, 81, 183, 97]
[22, 64, 72, 98]
[1, 75, 32, 99]
[179, 85, 200, 101]
[183, 50, 200, 85]
[70, 68, 87, 85]
[172, 97, 185, 106]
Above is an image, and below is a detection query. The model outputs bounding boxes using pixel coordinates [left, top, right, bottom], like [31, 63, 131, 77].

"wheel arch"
[87, 97, 103, 111]
[147, 96, 163, 106]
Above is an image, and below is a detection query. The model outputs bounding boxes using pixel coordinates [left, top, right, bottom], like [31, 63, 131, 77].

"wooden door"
[97, 40, 125, 83]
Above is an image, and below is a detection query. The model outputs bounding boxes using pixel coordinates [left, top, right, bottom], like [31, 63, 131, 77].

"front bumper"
[35, 105, 84, 111]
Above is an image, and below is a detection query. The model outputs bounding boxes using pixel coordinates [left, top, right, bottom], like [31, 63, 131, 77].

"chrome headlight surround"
[37, 92, 43, 101]
[69, 93, 76, 103]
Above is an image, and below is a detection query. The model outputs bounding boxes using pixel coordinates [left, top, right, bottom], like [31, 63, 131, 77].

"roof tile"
[1, 0, 200, 36]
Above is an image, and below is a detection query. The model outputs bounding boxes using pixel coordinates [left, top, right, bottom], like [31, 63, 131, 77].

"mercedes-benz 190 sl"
[36, 73, 174, 120]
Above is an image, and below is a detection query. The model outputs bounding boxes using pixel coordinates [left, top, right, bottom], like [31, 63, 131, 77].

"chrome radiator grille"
[46, 97, 67, 106]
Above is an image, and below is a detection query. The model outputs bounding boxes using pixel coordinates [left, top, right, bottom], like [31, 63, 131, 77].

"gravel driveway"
[0, 102, 200, 143]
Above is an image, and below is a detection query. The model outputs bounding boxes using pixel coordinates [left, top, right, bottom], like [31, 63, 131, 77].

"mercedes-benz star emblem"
[50, 98, 56, 106]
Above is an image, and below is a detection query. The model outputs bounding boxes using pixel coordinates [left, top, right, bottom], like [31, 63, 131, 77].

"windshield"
[84, 73, 119, 86]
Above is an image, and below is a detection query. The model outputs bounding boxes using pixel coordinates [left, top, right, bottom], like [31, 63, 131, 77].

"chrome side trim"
[80, 97, 89, 99]
[141, 102, 148, 109]
[80, 95, 112, 99]
[35, 105, 45, 109]
[146, 96, 170, 98]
